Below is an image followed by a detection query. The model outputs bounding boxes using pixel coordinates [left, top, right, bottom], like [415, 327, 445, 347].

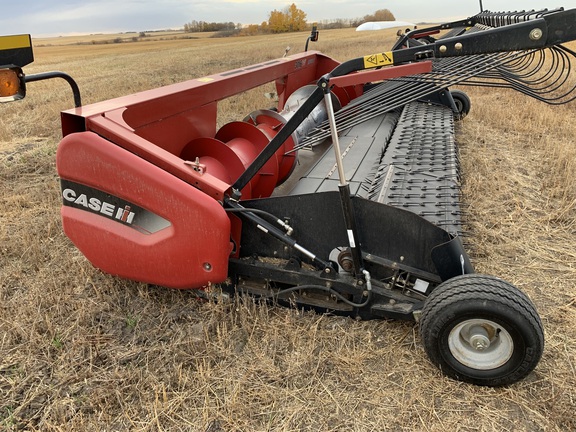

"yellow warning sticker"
[363, 52, 394, 69]
[0, 35, 31, 51]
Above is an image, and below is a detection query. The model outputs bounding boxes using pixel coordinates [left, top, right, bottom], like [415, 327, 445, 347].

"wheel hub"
[469, 326, 491, 351]
[448, 319, 514, 370]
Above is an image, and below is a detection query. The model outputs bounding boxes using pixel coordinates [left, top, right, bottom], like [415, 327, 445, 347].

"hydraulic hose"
[262, 284, 373, 308]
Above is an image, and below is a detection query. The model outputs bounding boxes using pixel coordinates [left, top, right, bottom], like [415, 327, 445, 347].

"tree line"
[183, 4, 395, 37]
[183, 21, 239, 33]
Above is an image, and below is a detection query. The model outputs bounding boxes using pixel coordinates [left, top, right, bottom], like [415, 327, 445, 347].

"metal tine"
[296, 8, 576, 147]
[299, 54, 518, 146]
[501, 49, 576, 99]
[300, 76, 443, 144]
[302, 44, 576, 147]
[462, 47, 576, 104]
[486, 48, 565, 89]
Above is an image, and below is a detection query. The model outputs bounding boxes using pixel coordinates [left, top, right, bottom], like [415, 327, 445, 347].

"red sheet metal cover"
[57, 131, 231, 289]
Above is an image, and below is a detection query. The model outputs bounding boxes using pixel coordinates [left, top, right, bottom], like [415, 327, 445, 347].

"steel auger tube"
[231, 85, 324, 199]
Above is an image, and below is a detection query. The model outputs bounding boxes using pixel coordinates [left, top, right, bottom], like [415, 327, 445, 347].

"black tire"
[450, 89, 471, 120]
[419, 274, 544, 386]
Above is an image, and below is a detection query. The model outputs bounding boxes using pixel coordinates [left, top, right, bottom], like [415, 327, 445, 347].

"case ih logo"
[60, 180, 172, 234]
[62, 188, 136, 224]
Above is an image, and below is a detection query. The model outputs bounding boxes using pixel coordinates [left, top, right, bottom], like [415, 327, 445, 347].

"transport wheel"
[419, 274, 544, 386]
[450, 89, 471, 119]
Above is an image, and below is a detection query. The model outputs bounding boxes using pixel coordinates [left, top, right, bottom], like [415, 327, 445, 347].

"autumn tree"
[363, 9, 396, 22]
[240, 24, 260, 36]
[268, 3, 307, 33]
[268, 9, 289, 33]
[287, 3, 307, 31]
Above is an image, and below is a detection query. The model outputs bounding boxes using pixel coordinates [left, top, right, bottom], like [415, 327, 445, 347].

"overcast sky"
[1, 1, 570, 38]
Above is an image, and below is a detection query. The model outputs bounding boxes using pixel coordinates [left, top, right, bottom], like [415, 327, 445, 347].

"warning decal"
[363, 52, 394, 69]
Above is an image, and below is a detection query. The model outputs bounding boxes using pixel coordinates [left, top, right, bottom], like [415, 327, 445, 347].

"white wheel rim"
[448, 319, 514, 370]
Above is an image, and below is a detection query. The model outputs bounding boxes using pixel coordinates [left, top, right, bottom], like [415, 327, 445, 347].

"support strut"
[320, 79, 364, 276]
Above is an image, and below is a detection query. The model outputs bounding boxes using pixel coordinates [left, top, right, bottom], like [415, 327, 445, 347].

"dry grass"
[1, 29, 575, 431]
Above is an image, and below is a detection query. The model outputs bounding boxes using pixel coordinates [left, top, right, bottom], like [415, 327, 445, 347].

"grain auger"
[2, 6, 576, 386]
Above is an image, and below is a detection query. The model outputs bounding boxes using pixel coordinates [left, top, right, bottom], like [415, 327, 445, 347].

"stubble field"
[1, 28, 575, 431]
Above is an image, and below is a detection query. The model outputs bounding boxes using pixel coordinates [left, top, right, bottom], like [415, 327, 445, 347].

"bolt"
[455, 42, 463, 51]
[439, 45, 447, 54]
[530, 28, 543, 41]
[203, 262, 212, 272]
[340, 257, 354, 272]
[474, 340, 488, 350]
[324, 267, 331, 274]
[470, 333, 490, 351]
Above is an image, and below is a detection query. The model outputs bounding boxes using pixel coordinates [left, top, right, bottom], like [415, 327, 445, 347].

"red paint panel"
[328, 62, 433, 88]
[87, 115, 230, 201]
[57, 131, 231, 289]
[134, 102, 218, 155]
[61, 52, 337, 133]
